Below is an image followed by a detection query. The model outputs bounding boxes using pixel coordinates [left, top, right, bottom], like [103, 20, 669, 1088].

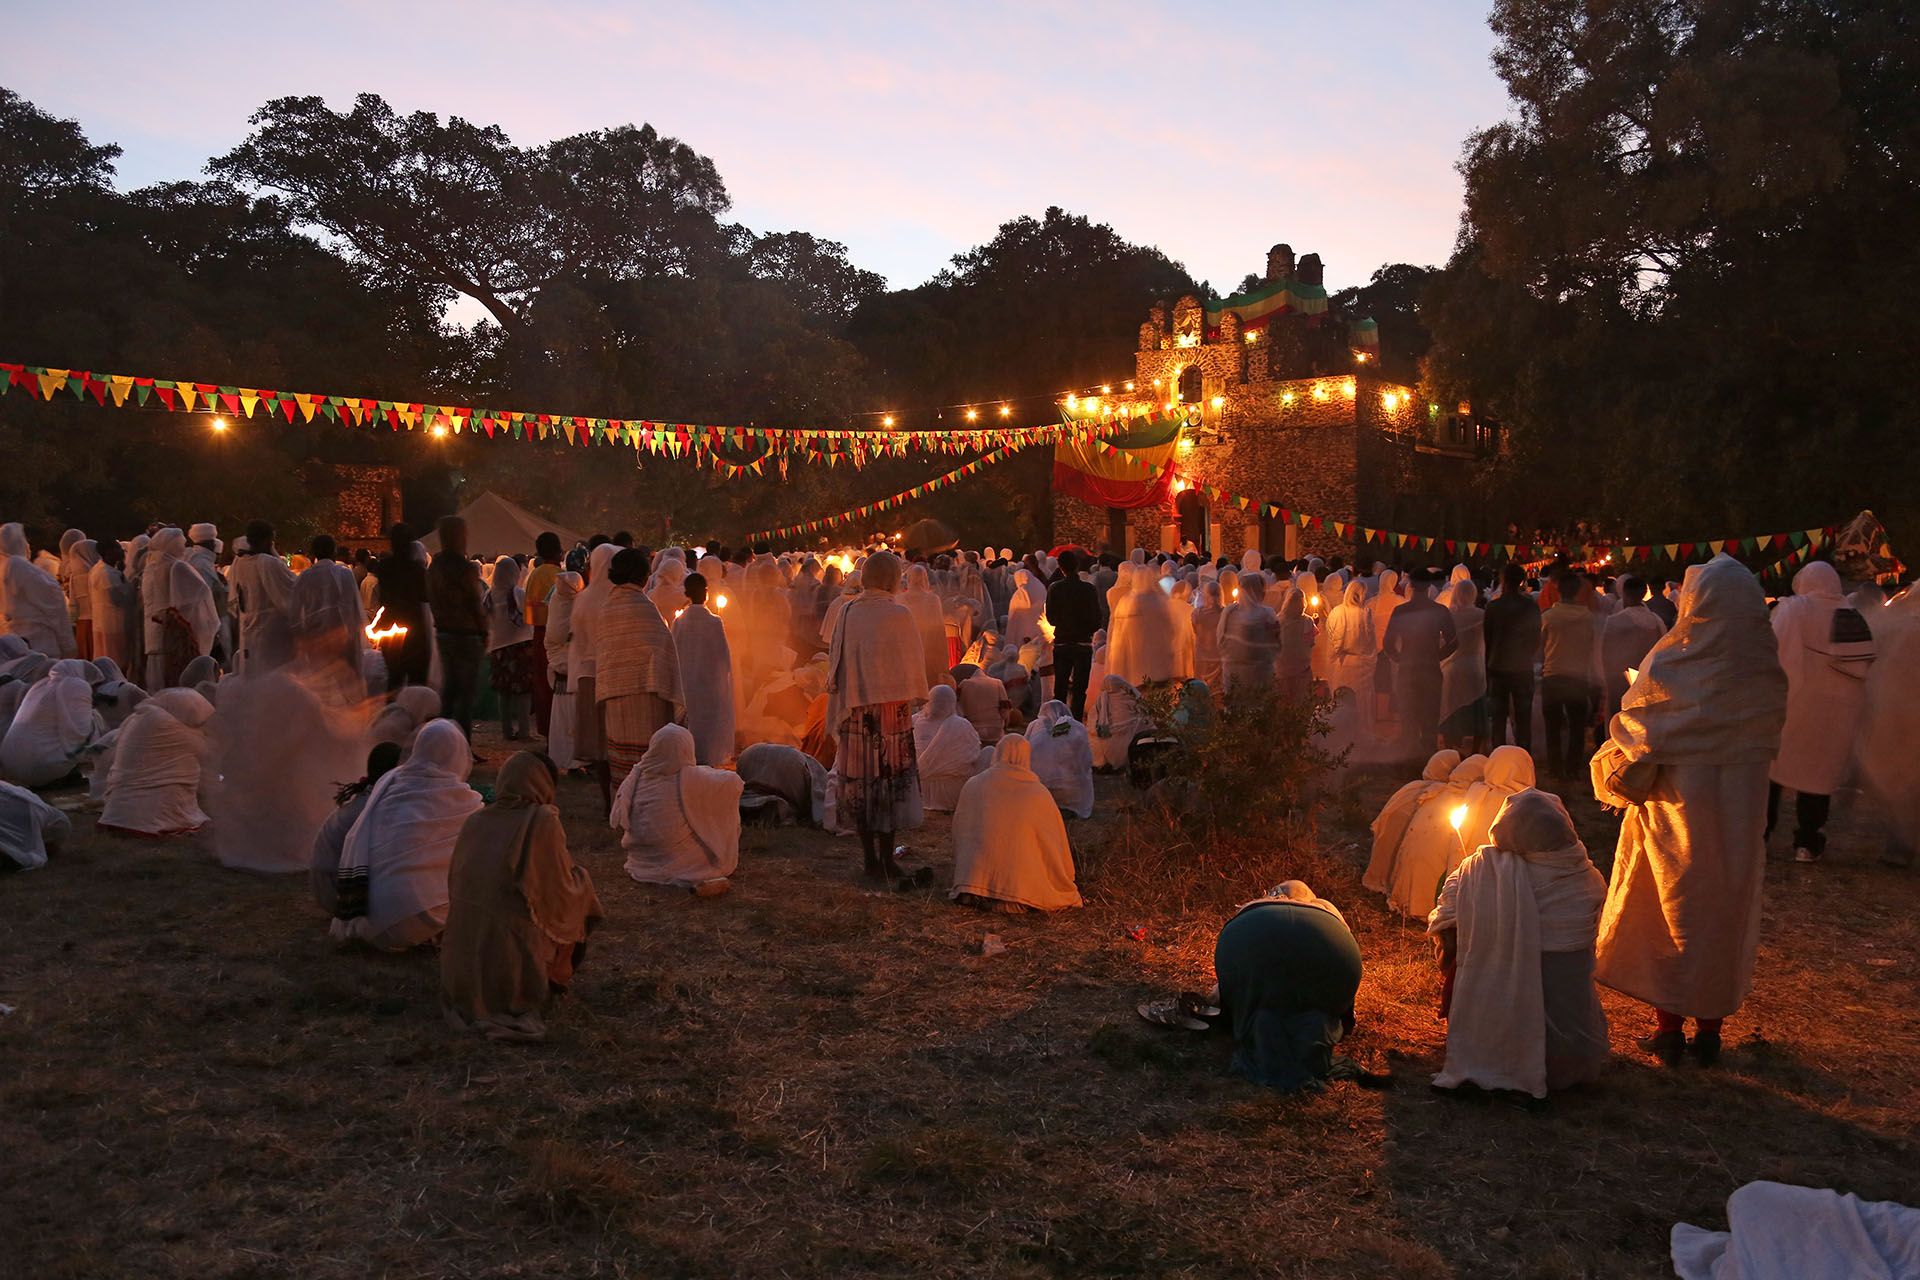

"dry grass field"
[3, 731, 1917, 1278]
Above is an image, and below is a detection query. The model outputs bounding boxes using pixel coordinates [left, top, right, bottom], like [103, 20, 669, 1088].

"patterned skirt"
[602, 691, 675, 779]
[834, 701, 922, 836]
[488, 639, 541, 695]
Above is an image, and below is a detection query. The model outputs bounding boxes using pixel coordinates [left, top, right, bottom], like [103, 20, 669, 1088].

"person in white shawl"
[1384, 753, 1489, 921]
[1191, 580, 1226, 689]
[167, 547, 219, 663]
[647, 553, 690, 621]
[91, 656, 146, 728]
[1439, 576, 1488, 750]
[950, 735, 1083, 912]
[912, 684, 987, 812]
[0, 658, 104, 786]
[826, 551, 928, 878]
[1361, 749, 1462, 895]
[210, 663, 369, 873]
[566, 543, 620, 771]
[901, 564, 951, 683]
[87, 540, 138, 671]
[1218, 573, 1280, 695]
[1858, 586, 1920, 866]
[57, 531, 98, 659]
[613, 722, 744, 893]
[0, 523, 77, 658]
[228, 522, 297, 673]
[329, 719, 482, 950]
[1106, 561, 1194, 688]
[1591, 554, 1788, 1067]
[1025, 699, 1094, 819]
[140, 527, 188, 688]
[1004, 568, 1045, 649]
[0, 778, 69, 871]
[99, 687, 215, 837]
[543, 571, 584, 768]
[290, 539, 369, 699]
[1670, 1180, 1920, 1280]
[671, 572, 735, 765]
[1090, 673, 1142, 771]
[1766, 560, 1875, 864]
[483, 555, 537, 740]
[1428, 787, 1609, 1098]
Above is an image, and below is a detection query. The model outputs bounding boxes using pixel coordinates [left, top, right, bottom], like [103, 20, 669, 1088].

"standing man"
[1044, 551, 1100, 720]
[1766, 561, 1875, 864]
[1540, 570, 1598, 779]
[228, 520, 296, 673]
[428, 516, 487, 739]
[1483, 562, 1541, 751]
[1380, 570, 1458, 760]
[525, 531, 565, 738]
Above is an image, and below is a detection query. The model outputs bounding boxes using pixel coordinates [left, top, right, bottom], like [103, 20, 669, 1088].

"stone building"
[1051, 243, 1488, 563]
[303, 462, 403, 555]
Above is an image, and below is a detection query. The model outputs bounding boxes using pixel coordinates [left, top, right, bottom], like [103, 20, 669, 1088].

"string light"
[210, 416, 228, 432]
[1209, 395, 1225, 410]
[1381, 392, 1400, 411]
[1343, 378, 1356, 399]
[965, 408, 979, 422]
[1101, 385, 1112, 394]
[1354, 351, 1370, 364]
[1124, 381, 1135, 391]
[1281, 390, 1296, 405]
[1313, 384, 1329, 402]
[882, 414, 895, 427]
[1064, 394, 1077, 409]
[1244, 331, 1258, 343]
[999, 405, 1011, 417]
[430, 423, 449, 437]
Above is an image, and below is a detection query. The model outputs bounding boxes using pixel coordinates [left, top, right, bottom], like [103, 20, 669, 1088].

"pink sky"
[9, 0, 1512, 296]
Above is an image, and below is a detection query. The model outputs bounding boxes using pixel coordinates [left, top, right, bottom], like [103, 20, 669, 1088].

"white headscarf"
[567, 543, 620, 682]
[484, 556, 534, 651]
[331, 719, 481, 941]
[1024, 699, 1094, 819]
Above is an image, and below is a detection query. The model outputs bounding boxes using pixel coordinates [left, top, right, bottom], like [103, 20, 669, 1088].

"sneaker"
[1794, 846, 1821, 865]
[1637, 1029, 1686, 1067]
[1690, 1028, 1722, 1067]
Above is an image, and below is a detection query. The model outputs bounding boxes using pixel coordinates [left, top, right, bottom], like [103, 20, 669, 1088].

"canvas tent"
[419, 492, 586, 561]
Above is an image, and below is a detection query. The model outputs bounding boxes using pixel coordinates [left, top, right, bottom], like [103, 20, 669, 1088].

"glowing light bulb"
[1382, 392, 1399, 411]
[1282, 390, 1296, 405]
[998, 405, 1011, 417]
[1101, 384, 1112, 394]
[1084, 397, 1099, 413]
[1310, 595, 1321, 609]
[210, 416, 228, 432]
[965, 408, 979, 421]
[1210, 395, 1225, 410]
[1065, 394, 1077, 409]
[1354, 351, 1370, 363]
[1313, 385, 1329, 402]
[1343, 378, 1356, 398]
[1152, 379, 1162, 388]
[715, 593, 729, 609]
[430, 423, 449, 437]
[882, 414, 895, 427]
[1244, 330, 1257, 343]
[1124, 381, 1135, 391]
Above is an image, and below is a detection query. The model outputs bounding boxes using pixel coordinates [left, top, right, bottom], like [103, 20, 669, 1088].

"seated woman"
[179, 654, 222, 702]
[309, 742, 403, 915]
[1387, 753, 1490, 920]
[1, 658, 105, 787]
[329, 720, 483, 950]
[1428, 788, 1609, 1098]
[0, 779, 70, 870]
[1025, 700, 1094, 819]
[913, 684, 987, 813]
[1089, 674, 1142, 771]
[441, 751, 604, 1041]
[1458, 744, 1537, 856]
[949, 736, 1083, 913]
[1214, 880, 1363, 1091]
[99, 688, 215, 837]
[956, 665, 1011, 745]
[367, 685, 443, 756]
[613, 723, 743, 894]
[1362, 749, 1462, 896]
[737, 742, 828, 826]
[91, 657, 147, 728]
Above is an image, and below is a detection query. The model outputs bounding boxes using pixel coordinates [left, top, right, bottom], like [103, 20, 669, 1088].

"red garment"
[530, 624, 554, 735]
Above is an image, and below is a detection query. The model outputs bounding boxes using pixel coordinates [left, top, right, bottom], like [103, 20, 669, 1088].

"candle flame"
[364, 607, 409, 643]
[714, 593, 728, 609]
[1449, 804, 1469, 830]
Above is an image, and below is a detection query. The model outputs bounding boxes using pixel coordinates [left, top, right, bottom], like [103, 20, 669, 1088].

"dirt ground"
[3, 730, 1917, 1279]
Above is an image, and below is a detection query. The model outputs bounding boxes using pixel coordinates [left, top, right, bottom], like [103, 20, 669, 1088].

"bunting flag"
[747, 445, 1025, 545]
[0, 359, 1116, 472]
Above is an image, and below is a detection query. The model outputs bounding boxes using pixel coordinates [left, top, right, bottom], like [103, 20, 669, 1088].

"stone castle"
[1050, 243, 1487, 562]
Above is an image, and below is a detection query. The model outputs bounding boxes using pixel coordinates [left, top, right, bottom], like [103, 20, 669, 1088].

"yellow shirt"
[525, 560, 561, 627]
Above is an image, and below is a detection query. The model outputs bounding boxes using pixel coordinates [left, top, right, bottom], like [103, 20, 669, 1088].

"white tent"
[419, 491, 586, 561]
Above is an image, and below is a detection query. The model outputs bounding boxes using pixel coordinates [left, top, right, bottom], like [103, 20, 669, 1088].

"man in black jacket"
[1483, 561, 1542, 751]
[1044, 551, 1101, 720]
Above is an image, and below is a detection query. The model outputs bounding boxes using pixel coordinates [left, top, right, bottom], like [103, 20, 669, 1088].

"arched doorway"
[1175, 489, 1209, 555]
[1177, 365, 1203, 407]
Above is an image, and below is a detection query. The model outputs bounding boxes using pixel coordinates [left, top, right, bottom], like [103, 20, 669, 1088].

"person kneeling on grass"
[310, 742, 404, 916]
[613, 723, 743, 896]
[0, 778, 68, 871]
[329, 719, 483, 950]
[442, 751, 603, 1041]
[1427, 788, 1610, 1099]
[1213, 881, 1362, 1092]
[949, 736, 1083, 914]
[98, 688, 215, 838]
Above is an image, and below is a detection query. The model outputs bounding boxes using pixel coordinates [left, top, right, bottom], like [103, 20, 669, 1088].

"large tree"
[1424, 0, 1920, 545]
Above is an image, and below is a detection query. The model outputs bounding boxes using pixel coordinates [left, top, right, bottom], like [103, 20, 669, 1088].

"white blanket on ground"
[1672, 1181, 1920, 1280]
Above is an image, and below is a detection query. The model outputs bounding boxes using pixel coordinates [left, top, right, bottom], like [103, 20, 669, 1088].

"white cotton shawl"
[1025, 700, 1095, 819]
[826, 592, 928, 731]
[1440, 580, 1487, 719]
[567, 544, 620, 682]
[229, 550, 297, 670]
[671, 602, 736, 765]
[101, 688, 214, 835]
[544, 571, 582, 675]
[1769, 560, 1874, 794]
[1005, 570, 1045, 648]
[1671, 1181, 1920, 1280]
[1107, 570, 1194, 686]
[1362, 749, 1462, 895]
[614, 723, 744, 886]
[912, 685, 984, 811]
[0, 779, 66, 870]
[484, 556, 534, 651]
[950, 736, 1083, 911]
[88, 560, 137, 669]
[1609, 554, 1786, 766]
[0, 666, 102, 785]
[210, 667, 369, 873]
[331, 719, 481, 943]
[1429, 789, 1606, 1099]
[0, 523, 77, 657]
[168, 557, 218, 657]
[1090, 674, 1142, 770]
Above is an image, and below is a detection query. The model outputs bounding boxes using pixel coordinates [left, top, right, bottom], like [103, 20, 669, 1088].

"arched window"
[1175, 489, 1209, 555]
[1177, 365, 1203, 406]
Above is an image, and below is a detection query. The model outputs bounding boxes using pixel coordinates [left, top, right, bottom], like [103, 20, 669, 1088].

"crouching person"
[1428, 788, 1609, 1098]
[442, 751, 603, 1041]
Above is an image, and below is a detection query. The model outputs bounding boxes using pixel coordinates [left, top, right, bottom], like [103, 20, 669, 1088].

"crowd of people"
[0, 513, 1911, 1089]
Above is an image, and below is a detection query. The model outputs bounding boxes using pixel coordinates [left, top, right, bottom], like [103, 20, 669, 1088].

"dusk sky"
[9, 1, 1511, 302]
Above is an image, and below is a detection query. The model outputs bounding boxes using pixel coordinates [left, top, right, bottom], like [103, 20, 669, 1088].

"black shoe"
[1637, 1030, 1685, 1067]
[1689, 1029, 1722, 1067]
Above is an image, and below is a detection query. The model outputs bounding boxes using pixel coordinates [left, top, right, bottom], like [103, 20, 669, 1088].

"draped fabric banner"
[1051, 406, 1183, 509]
[747, 445, 1025, 545]
[0, 360, 1109, 470]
